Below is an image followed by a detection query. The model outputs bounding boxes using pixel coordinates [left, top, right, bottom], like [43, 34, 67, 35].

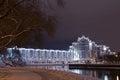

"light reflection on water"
[28, 65, 120, 80]
[70, 69, 120, 80]
[104, 75, 108, 80]
[70, 69, 83, 74]
[117, 75, 119, 80]
[27, 65, 69, 71]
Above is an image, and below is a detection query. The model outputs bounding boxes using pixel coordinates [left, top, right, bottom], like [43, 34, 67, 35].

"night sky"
[43, 0, 120, 51]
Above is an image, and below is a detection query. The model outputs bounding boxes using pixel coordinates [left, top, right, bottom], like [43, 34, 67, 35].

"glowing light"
[117, 75, 119, 80]
[6, 36, 112, 65]
[104, 75, 108, 80]
[115, 55, 118, 58]
[103, 46, 107, 51]
[71, 69, 82, 74]
[89, 42, 92, 46]
[73, 50, 79, 60]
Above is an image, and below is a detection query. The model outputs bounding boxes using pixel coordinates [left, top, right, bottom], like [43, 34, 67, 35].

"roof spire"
[81, 35, 86, 39]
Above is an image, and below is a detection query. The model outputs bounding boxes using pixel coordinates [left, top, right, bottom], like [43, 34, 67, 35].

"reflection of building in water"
[71, 69, 120, 80]
[7, 36, 112, 64]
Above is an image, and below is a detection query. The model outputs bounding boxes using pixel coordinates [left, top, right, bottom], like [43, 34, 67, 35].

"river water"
[28, 65, 120, 80]
[70, 69, 120, 80]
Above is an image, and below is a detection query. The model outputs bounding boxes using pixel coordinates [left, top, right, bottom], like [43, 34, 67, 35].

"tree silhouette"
[0, 0, 64, 66]
[0, 0, 64, 51]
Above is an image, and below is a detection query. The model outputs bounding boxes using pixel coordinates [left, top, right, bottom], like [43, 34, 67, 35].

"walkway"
[0, 67, 102, 80]
[0, 68, 41, 80]
[0, 68, 66, 80]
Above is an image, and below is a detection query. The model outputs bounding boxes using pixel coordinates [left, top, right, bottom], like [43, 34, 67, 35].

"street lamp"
[115, 54, 118, 58]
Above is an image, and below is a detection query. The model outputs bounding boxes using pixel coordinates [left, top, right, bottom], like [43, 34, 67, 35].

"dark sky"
[43, 0, 120, 51]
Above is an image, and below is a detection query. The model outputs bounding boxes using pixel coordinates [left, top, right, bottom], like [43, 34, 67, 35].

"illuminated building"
[69, 36, 111, 63]
[7, 36, 112, 64]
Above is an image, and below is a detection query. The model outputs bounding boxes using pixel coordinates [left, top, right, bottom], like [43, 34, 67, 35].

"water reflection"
[71, 69, 120, 80]
[117, 75, 119, 80]
[71, 69, 83, 74]
[27, 65, 69, 71]
[28, 65, 120, 80]
[104, 75, 108, 80]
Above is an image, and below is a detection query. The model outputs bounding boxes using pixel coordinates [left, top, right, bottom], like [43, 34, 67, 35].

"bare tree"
[0, 0, 64, 66]
[0, 0, 64, 50]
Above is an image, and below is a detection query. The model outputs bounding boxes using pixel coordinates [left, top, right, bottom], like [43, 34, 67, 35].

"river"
[28, 65, 120, 80]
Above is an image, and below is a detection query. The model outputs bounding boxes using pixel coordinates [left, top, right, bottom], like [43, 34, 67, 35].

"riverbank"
[69, 64, 120, 70]
[0, 67, 102, 80]
[26, 63, 68, 66]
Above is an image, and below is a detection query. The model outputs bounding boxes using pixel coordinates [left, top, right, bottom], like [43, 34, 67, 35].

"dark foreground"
[0, 67, 102, 80]
[69, 64, 120, 70]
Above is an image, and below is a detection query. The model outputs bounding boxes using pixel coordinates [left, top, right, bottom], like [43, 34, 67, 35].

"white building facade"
[69, 36, 111, 63]
[7, 36, 112, 65]
[7, 48, 73, 65]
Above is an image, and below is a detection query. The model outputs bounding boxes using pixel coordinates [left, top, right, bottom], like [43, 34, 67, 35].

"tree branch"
[0, 9, 10, 19]
[11, 19, 23, 34]
[0, 0, 26, 19]
[0, 0, 5, 7]
[0, 26, 41, 50]
[0, 37, 13, 50]
[15, 27, 41, 37]
[0, 35, 14, 40]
